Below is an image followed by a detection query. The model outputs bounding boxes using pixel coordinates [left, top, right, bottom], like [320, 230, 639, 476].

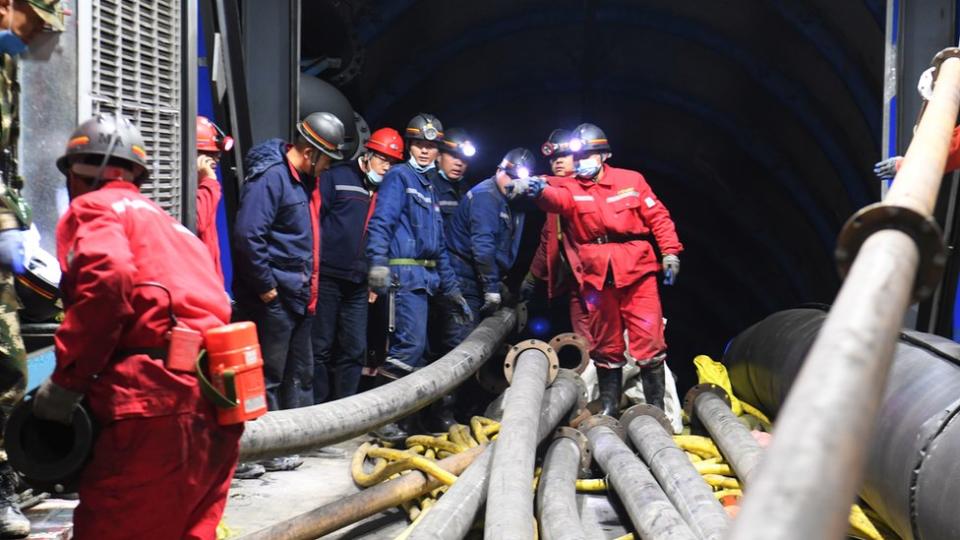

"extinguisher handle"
[195, 351, 239, 409]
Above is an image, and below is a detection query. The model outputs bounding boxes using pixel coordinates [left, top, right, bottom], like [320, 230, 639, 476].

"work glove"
[504, 176, 546, 200]
[368, 265, 391, 292]
[519, 272, 539, 302]
[447, 292, 474, 326]
[873, 157, 902, 181]
[662, 254, 680, 286]
[32, 379, 83, 425]
[0, 229, 24, 275]
[481, 292, 502, 316]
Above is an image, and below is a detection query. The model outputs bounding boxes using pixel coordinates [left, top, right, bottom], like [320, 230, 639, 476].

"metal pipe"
[621, 405, 729, 540]
[484, 346, 555, 540]
[725, 308, 960, 539]
[237, 446, 485, 540]
[536, 430, 590, 540]
[729, 55, 960, 540]
[686, 387, 763, 487]
[581, 417, 697, 540]
[239, 309, 516, 461]
[407, 369, 584, 540]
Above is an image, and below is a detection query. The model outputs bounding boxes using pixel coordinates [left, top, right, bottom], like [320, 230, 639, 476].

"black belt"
[589, 233, 651, 245]
[115, 347, 167, 360]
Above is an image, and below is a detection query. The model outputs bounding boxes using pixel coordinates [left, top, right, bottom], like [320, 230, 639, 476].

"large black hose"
[239, 309, 516, 461]
[724, 308, 960, 540]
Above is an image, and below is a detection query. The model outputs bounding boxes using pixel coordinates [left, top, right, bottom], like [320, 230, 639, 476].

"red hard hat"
[197, 116, 235, 153]
[197, 116, 219, 152]
[365, 127, 404, 161]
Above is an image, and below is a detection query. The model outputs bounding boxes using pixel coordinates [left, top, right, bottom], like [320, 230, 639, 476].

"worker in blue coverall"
[365, 113, 473, 442]
[446, 148, 535, 342]
[426, 128, 477, 362]
[313, 128, 405, 403]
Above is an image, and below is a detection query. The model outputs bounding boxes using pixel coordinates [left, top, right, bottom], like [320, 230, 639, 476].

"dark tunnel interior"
[300, 0, 886, 388]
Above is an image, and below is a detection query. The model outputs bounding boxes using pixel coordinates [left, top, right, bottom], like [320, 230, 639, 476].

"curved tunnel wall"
[303, 0, 885, 385]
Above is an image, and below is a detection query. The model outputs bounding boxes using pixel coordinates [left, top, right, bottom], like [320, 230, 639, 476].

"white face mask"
[408, 156, 435, 174]
[360, 156, 383, 187]
[576, 157, 602, 179]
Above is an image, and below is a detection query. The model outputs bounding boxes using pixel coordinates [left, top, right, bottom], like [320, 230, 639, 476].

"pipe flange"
[549, 333, 591, 374]
[568, 408, 593, 429]
[620, 404, 672, 434]
[578, 414, 626, 441]
[835, 203, 946, 301]
[683, 383, 731, 424]
[503, 339, 559, 385]
[554, 426, 592, 476]
[515, 302, 529, 333]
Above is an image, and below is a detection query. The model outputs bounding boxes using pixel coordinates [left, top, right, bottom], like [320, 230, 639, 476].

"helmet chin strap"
[92, 130, 121, 189]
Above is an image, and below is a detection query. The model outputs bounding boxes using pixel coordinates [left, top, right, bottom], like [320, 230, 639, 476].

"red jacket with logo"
[535, 164, 683, 291]
[53, 181, 231, 421]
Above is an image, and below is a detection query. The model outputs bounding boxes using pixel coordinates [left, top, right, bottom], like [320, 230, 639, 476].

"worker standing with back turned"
[32, 114, 241, 539]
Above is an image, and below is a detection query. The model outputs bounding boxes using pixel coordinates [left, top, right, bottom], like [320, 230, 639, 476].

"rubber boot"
[425, 393, 457, 433]
[640, 362, 666, 411]
[368, 373, 411, 445]
[596, 366, 623, 417]
[0, 463, 29, 539]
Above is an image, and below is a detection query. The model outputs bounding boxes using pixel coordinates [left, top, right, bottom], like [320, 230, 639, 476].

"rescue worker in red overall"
[31, 113, 241, 539]
[195, 115, 234, 284]
[520, 128, 591, 343]
[508, 123, 682, 414]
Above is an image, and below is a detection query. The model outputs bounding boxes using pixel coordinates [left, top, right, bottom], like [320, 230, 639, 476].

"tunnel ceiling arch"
[302, 0, 885, 382]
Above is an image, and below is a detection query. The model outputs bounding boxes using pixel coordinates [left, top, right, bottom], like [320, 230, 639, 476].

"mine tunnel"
[12, 0, 960, 538]
[295, 0, 887, 386]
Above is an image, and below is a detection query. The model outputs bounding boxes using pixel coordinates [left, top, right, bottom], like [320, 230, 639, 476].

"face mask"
[0, 17, 27, 57]
[365, 169, 383, 186]
[438, 167, 459, 183]
[576, 157, 602, 179]
[408, 156, 435, 174]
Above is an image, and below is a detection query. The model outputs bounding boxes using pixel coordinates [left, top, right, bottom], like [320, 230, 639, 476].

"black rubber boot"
[425, 393, 458, 433]
[596, 366, 623, 417]
[0, 463, 29, 539]
[371, 421, 410, 447]
[640, 362, 667, 411]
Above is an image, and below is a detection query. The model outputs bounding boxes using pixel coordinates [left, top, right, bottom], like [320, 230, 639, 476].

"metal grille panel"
[90, 0, 182, 218]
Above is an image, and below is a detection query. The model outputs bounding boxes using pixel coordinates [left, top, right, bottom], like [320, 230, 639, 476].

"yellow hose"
[713, 489, 743, 500]
[686, 452, 703, 462]
[674, 435, 721, 459]
[405, 435, 467, 455]
[612, 534, 635, 540]
[740, 401, 772, 428]
[368, 447, 459, 486]
[575, 478, 607, 492]
[702, 474, 740, 490]
[393, 505, 431, 540]
[848, 504, 883, 540]
[694, 462, 733, 476]
[471, 417, 490, 443]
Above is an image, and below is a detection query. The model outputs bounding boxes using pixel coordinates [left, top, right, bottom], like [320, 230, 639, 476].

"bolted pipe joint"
[503, 339, 560, 385]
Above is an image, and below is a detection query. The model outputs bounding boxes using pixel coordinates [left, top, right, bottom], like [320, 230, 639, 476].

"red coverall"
[196, 174, 224, 282]
[528, 186, 592, 342]
[536, 164, 682, 368]
[53, 180, 240, 540]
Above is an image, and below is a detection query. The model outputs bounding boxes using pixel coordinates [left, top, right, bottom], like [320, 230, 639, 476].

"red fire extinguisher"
[197, 321, 268, 425]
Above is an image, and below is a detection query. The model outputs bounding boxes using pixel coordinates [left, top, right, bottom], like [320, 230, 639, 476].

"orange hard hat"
[197, 116, 234, 153]
[365, 127, 404, 161]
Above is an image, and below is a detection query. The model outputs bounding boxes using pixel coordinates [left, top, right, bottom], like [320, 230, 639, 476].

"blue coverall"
[365, 162, 461, 378]
[313, 161, 373, 402]
[426, 169, 466, 358]
[445, 177, 526, 343]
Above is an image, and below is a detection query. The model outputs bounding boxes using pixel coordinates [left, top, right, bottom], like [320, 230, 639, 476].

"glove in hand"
[662, 254, 680, 286]
[448, 292, 474, 326]
[0, 229, 24, 274]
[481, 292, 501, 316]
[368, 265, 391, 291]
[873, 157, 902, 181]
[33, 379, 83, 425]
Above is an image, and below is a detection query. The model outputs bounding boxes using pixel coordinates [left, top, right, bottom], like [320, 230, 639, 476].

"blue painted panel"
[26, 347, 55, 393]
